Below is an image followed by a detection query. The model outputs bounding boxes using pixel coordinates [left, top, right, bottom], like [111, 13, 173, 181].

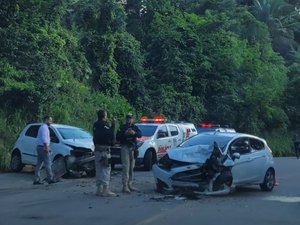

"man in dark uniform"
[117, 114, 142, 193]
[93, 109, 117, 197]
[293, 133, 300, 159]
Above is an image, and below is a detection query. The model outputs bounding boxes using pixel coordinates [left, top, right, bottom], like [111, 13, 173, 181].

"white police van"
[111, 117, 197, 171]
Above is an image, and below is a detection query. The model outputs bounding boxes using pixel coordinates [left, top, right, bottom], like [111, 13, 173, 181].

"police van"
[196, 123, 236, 133]
[111, 117, 197, 171]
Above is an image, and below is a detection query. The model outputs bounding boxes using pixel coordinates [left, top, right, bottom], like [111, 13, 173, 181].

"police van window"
[169, 125, 179, 136]
[157, 126, 169, 138]
[136, 125, 157, 137]
[249, 138, 264, 150]
[25, 125, 40, 138]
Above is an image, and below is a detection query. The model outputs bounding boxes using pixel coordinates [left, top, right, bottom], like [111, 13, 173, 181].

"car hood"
[167, 145, 214, 164]
[62, 138, 94, 150]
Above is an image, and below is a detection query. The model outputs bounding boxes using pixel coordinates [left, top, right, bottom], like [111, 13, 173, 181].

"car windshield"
[136, 125, 158, 137]
[57, 127, 92, 140]
[179, 133, 233, 149]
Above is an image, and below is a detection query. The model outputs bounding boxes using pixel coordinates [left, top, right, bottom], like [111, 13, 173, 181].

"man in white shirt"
[33, 116, 56, 184]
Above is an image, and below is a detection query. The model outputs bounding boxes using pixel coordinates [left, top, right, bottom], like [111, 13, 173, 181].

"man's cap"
[126, 114, 133, 119]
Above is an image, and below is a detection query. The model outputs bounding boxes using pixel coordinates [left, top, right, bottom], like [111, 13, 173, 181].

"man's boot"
[128, 181, 138, 192]
[122, 182, 131, 193]
[101, 185, 117, 197]
[96, 185, 103, 196]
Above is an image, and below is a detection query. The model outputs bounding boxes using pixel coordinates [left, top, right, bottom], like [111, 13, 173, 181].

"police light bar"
[200, 123, 220, 128]
[140, 116, 165, 123]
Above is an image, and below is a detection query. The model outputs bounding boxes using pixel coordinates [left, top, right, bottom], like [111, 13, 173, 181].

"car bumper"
[152, 164, 204, 191]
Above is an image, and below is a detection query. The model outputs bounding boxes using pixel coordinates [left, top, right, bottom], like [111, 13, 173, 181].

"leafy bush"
[0, 112, 27, 171]
[264, 131, 295, 157]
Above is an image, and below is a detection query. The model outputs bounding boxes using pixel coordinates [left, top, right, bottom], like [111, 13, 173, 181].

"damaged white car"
[152, 132, 276, 195]
[11, 123, 95, 176]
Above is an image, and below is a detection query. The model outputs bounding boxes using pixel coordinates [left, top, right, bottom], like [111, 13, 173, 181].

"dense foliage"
[0, 0, 299, 169]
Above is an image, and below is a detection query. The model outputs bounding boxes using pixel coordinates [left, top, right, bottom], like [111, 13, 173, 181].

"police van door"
[168, 125, 182, 147]
[156, 125, 171, 158]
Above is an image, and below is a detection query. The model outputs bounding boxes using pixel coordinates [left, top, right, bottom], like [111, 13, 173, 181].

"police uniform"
[93, 120, 116, 197]
[117, 118, 142, 193]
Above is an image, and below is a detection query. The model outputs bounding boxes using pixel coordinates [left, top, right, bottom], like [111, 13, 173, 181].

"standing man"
[33, 116, 56, 184]
[293, 133, 300, 159]
[117, 114, 142, 193]
[93, 109, 117, 197]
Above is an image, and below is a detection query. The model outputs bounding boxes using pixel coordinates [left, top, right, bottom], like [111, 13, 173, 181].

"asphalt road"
[0, 157, 299, 225]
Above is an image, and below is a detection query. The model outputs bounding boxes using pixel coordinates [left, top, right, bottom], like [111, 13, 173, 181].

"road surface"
[0, 157, 299, 225]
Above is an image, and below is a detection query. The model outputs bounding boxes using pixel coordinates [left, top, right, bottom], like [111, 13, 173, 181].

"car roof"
[197, 131, 265, 141]
[26, 123, 82, 129]
[136, 123, 178, 126]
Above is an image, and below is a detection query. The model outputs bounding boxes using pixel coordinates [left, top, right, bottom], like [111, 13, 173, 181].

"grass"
[263, 131, 295, 157]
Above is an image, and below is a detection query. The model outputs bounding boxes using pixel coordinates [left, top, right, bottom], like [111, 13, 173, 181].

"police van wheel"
[144, 150, 153, 171]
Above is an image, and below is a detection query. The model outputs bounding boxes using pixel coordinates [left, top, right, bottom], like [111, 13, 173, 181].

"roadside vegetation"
[0, 0, 299, 170]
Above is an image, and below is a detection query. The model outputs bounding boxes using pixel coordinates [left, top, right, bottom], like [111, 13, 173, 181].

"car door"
[246, 138, 267, 182]
[21, 125, 40, 165]
[156, 125, 172, 158]
[168, 125, 183, 147]
[49, 127, 61, 161]
[230, 137, 257, 184]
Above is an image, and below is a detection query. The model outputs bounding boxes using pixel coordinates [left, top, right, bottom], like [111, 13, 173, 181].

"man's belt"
[94, 145, 110, 152]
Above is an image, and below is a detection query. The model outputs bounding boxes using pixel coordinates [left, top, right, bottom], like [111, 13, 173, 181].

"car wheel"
[156, 179, 166, 193]
[53, 155, 68, 178]
[260, 168, 275, 191]
[10, 151, 24, 172]
[143, 150, 153, 171]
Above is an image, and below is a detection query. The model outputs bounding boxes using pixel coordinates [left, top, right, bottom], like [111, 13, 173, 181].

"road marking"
[264, 196, 300, 203]
[134, 213, 165, 225]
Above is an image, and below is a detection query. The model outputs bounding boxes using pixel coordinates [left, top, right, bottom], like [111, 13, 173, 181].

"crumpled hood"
[167, 145, 214, 164]
[62, 138, 95, 151]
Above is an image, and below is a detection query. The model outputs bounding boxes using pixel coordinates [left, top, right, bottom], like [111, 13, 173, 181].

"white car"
[153, 132, 276, 193]
[11, 123, 95, 174]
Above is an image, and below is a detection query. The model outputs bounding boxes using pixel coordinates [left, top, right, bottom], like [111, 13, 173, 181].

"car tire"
[53, 155, 69, 178]
[86, 169, 96, 177]
[10, 151, 24, 172]
[156, 179, 165, 193]
[260, 168, 275, 191]
[143, 150, 153, 171]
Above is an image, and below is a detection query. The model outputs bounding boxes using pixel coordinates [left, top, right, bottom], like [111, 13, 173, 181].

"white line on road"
[264, 196, 300, 203]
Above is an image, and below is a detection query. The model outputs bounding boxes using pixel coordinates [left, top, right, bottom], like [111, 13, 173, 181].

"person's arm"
[116, 125, 126, 142]
[134, 125, 142, 138]
[109, 120, 116, 137]
[92, 122, 97, 144]
[41, 125, 50, 152]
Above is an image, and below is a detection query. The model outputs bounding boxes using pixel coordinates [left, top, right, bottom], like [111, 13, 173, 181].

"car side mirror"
[232, 152, 240, 161]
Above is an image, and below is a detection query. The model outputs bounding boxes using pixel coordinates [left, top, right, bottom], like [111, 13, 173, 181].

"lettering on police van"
[158, 145, 171, 154]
